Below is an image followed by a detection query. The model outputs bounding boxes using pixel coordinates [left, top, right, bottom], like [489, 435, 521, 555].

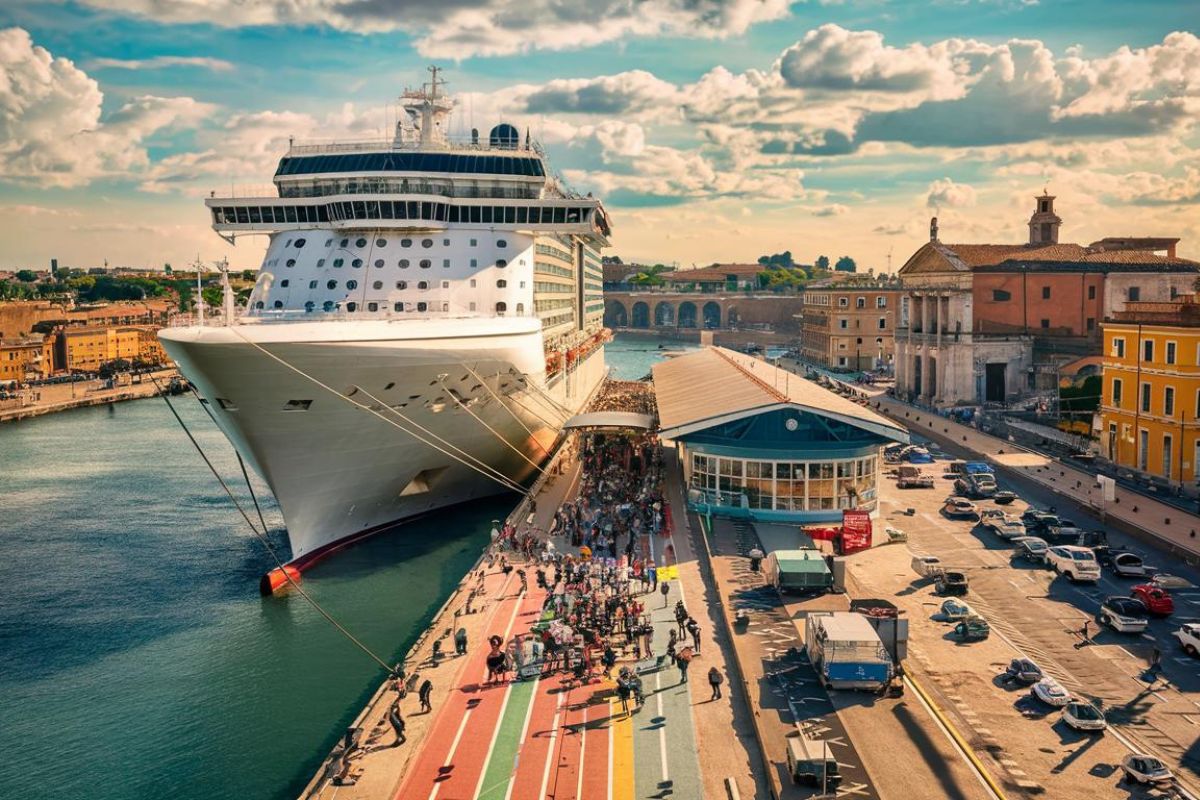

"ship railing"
[286, 136, 545, 157]
[210, 183, 546, 202]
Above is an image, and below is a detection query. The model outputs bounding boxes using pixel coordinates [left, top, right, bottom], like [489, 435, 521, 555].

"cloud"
[523, 71, 679, 116]
[811, 204, 848, 216]
[76, 0, 792, 59]
[89, 55, 235, 72]
[0, 28, 212, 188]
[926, 178, 977, 209]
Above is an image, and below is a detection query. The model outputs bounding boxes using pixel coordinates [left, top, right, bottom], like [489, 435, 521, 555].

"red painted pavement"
[393, 575, 545, 800]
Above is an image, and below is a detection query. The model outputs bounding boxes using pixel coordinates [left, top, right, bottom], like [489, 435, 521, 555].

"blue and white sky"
[0, 0, 1197, 271]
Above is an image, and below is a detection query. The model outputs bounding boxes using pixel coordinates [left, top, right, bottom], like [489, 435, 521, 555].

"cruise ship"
[159, 68, 611, 583]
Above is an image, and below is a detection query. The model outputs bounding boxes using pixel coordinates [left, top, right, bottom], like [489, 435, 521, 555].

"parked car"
[982, 511, 1025, 540]
[1119, 754, 1174, 787]
[1150, 573, 1192, 589]
[1099, 596, 1149, 633]
[897, 465, 935, 489]
[906, 447, 935, 464]
[1131, 584, 1174, 616]
[940, 598, 973, 620]
[1013, 536, 1049, 563]
[1043, 518, 1083, 543]
[942, 496, 980, 520]
[1046, 546, 1101, 582]
[1062, 701, 1107, 733]
[1021, 510, 1061, 535]
[1002, 658, 1043, 684]
[911, 555, 943, 579]
[935, 571, 969, 596]
[1109, 551, 1145, 577]
[992, 490, 1017, 505]
[1031, 676, 1071, 707]
[953, 615, 990, 641]
[1173, 623, 1200, 656]
[955, 472, 998, 499]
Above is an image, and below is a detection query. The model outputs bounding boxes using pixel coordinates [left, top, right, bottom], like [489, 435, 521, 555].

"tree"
[601, 255, 624, 264]
[835, 256, 857, 273]
[201, 286, 223, 309]
[15, 269, 37, 282]
[815, 255, 830, 271]
[98, 358, 132, 379]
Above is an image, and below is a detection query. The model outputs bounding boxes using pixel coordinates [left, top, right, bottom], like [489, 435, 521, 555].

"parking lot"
[853, 439, 1200, 799]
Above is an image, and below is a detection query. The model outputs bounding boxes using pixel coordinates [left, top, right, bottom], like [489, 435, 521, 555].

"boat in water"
[160, 67, 612, 581]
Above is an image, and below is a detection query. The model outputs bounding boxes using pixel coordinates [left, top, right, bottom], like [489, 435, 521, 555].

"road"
[856, 441, 1200, 799]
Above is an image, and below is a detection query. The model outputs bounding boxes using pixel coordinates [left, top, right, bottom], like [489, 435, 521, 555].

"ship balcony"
[205, 194, 611, 243]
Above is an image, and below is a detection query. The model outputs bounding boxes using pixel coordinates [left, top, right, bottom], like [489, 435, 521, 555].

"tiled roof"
[661, 263, 766, 282]
[942, 243, 1197, 270]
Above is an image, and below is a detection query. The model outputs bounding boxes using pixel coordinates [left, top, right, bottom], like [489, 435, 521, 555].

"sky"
[0, 0, 1198, 272]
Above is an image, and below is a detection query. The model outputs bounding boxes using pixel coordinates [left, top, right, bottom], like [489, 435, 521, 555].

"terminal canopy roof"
[562, 411, 655, 430]
[651, 347, 908, 445]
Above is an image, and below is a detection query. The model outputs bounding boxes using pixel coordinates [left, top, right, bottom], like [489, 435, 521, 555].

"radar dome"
[489, 123, 519, 150]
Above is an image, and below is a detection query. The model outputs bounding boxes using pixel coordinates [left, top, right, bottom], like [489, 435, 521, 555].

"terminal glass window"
[690, 453, 878, 512]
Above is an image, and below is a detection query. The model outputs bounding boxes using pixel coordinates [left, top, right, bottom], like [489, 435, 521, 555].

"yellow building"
[0, 336, 52, 383]
[1100, 297, 1200, 483]
[55, 326, 148, 372]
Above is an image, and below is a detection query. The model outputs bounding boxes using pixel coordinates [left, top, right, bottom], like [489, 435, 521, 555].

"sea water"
[0, 334, 677, 800]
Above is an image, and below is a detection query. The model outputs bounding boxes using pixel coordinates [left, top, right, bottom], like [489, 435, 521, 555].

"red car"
[1132, 584, 1174, 616]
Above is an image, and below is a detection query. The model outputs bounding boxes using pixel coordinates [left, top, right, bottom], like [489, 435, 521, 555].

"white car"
[1031, 676, 1071, 707]
[1175, 622, 1200, 657]
[1062, 701, 1106, 733]
[988, 514, 1026, 540]
[1099, 597, 1149, 634]
[1120, 754, 1174, 786]
[940, 598, 973, 620]
[1046, 545, 1101, 582]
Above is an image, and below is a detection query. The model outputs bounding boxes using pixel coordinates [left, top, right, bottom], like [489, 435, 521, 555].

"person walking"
[648, 563, 658, 593]
[1075, 621, 1091, 649]
[660, 580, 670, 607]
[418, 678, 433, 714]
[387, 698, 407, 747]
[517, 568, 528, 595]
[1150, 646, 1163, 680]
[675, 602, 688, 637]
[676, 647, 692, 684]
[708, 667, 723, 701]
[454, 627, 468, 656]
[686, 617, 701, 653]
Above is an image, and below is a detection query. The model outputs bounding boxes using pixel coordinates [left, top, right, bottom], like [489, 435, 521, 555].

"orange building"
[800, 281, 905, 370]
[1100, 296, 1200, 483]
[54, 325, 163, 372]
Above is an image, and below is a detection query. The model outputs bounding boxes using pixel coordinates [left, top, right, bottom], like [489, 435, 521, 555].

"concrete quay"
[0, 369, 181, 423]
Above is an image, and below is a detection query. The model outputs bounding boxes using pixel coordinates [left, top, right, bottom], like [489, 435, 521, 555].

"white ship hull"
[160, 316, 606, 566]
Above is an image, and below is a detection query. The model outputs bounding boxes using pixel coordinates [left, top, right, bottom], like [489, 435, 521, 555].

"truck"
[897, 465, 935, 489]
[766, 549, 833, 595]
[850, 598, 909, 662]
[804, 612, 893, 690]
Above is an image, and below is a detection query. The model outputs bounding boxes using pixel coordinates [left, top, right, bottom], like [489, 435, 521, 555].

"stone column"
[919, 294, 930, 400]
[935, 294, 946, 403]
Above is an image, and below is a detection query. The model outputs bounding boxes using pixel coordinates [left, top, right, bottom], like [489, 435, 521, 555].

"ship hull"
[159, 317, 606, 565]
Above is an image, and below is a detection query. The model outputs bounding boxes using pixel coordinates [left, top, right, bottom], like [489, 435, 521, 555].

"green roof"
[773, 549, 829, 574]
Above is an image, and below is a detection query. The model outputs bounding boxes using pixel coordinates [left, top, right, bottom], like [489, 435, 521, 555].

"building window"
[1167, 341, 1177, 365]
[1128, 286, 1141, 301]
[992, 289, 1011, 301]
[839, 319, 848, 329]
[1113, 337, 1126, 357]
[876, 296, 886, 308]
[1086, 317, 1095, 332]
[1141, 382, 1151, 413]
[856, 297, 865, 308]
[1041, 286, 1051, 299]
[1165, 386, 1175, 416]
[496, 301, 507, 314]
[1144, 339, 1154, 362]
[838, 297, 848, 307]
[1088, 285, 1096, 300]
[878, 317, 886, 330]
[1040, 319, 1050, 329]
[1112, 378, 1123, 406]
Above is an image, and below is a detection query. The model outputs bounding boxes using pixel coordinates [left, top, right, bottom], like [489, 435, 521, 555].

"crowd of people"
[591, 380, 658, 417]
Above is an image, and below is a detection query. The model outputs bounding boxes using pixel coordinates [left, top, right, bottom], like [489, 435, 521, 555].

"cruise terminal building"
[652, 348, 909, 525]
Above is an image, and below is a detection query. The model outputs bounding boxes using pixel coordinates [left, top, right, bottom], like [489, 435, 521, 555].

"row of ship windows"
[213, 203, 590, 227]
[257, 300, 528, 314]
[273, 278, 528, 291]
[280, 235, 509, 250]
[534, 261, 572, 278]
[275, 153, 546, 178]
[279, 257, 512, 270]
[536, 243, 574, 262]
[534, 281, 574, 294]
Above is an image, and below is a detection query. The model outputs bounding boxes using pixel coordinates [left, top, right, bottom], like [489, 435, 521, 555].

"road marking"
[611, 699, 635, 800]
[536, 690, 565, 800]
[499, 678, 539, 800]
[656, 670, 669, 783]
[576, 705, 587, 800]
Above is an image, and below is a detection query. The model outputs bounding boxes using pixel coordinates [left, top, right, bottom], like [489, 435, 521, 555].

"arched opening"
[678, 301, 698, 329]
[632, 301, 650, 328]
[604, 299, 628, 328]
[702, 301, 721, 329]
[495, 301, 507, 315]
[654, 302, 675, 327]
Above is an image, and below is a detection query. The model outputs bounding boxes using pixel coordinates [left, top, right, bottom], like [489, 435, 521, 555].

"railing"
[169, 307, 540, 328]
[286, 136, 546, 157]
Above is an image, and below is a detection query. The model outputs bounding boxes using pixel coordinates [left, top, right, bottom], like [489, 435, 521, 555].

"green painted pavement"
[476, 677, 538, 800]
[632, 579, 704, 799]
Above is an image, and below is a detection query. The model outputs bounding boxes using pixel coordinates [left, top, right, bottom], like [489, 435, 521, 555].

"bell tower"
[1028, 190, 1061, 245]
